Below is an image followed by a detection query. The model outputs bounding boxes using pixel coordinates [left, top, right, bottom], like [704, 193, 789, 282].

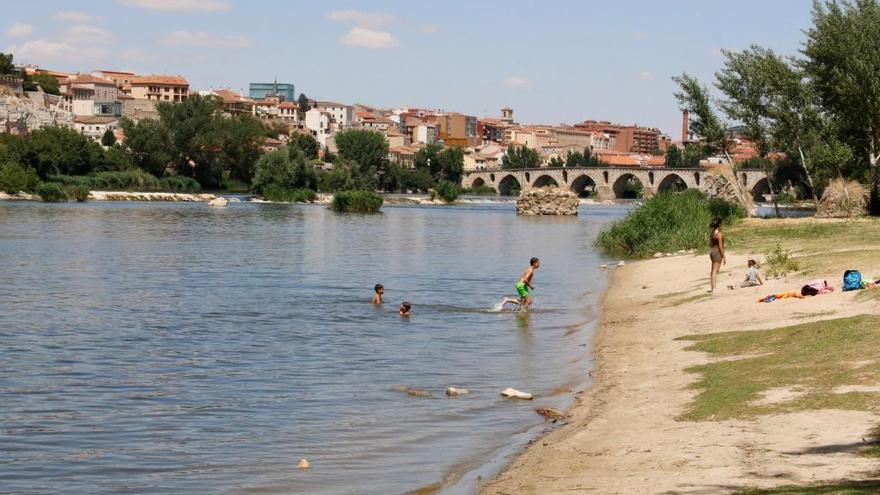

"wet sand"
[481, 251, 880, 494]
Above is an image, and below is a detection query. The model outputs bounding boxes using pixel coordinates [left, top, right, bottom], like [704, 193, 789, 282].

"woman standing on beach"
[708, 217, 726, 293]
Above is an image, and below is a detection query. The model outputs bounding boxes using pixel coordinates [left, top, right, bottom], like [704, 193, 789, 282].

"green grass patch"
[595, 190, 746, 258]
[677, 315, 880, 421]
[736, 480, 880, 494]
[261, 185, 317, 203]
[330, 190, 383, 213]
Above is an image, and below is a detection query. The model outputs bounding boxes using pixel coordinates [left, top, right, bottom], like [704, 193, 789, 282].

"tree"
[803, 0, 880, 215]
[121, 117, 172, 177]
[18, 126, 105, 178]
[216, 113, 265, 184]
[502, 144, 541, 169]
[101, 128, 117, 147]
[548, 156, 565, 167]
[435, 146, 464, 183]
[334, 129, 389, 190]
[414, 143, 442, 177]
[252, 146, 317, 193]
[666, 144, 683, 167]
[672, 73, 730, 155]
[0, 52, 15, 75]
[23, 73, 60, 95]
[297, 93, 311, 119]
[289, 132, 320, 159]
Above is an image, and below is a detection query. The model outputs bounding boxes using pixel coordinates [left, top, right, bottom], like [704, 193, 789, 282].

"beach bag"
[843, 270, 862, 292]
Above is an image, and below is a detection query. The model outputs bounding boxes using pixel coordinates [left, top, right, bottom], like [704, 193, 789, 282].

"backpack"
[843, 270, 862, 292]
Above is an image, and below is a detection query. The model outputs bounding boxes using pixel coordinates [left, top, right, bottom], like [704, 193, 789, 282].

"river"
[0, 201, 626, 494]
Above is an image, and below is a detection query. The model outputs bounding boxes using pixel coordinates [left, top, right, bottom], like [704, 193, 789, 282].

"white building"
[305, 108, 334, 147]
[74, 115, 120, 143]
[315, 101, 353, 127]
[413, 124, 437, 145]
[61, 74, 121, 117]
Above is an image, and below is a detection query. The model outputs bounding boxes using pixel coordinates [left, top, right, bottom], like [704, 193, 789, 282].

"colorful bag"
[843, 270, 862, 292]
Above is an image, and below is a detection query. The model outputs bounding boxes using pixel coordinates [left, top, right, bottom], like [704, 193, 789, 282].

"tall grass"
[330, 190, 383, 213]
[36, 182, 67, 202]
[48, 171, 200, 193]
[595, 190, 746, 258]
[261, 185, 317, 203]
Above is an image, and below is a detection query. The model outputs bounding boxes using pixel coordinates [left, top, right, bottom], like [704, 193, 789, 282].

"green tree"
[436, 146, 464, 183]
[156, 94, 228, 188]
[101, 128, 117, 147]
[803, 0, 880, 214]
[673, 73, 730, 155]
[666, 144, 683, 167]
[334, 129, 389, 190]
[414, 143, 442, 177]
[120, 117, 172, 177]
[0, 52, 13, 75]
[252, 146, 317, 193]
[289, 132, 320, 159]
[502, 144, 542, 169]
[216, 113, 265, 184]
[0, 162, 39, 194]
[682, 143, 710, 168]
[23, 73, 60, 95]
[297, 93, 311, 119]
[18, 126, 105, 178]
[548, 156, 565, 167]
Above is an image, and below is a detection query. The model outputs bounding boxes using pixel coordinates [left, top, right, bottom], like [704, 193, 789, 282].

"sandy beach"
[482, 224, 880, 494]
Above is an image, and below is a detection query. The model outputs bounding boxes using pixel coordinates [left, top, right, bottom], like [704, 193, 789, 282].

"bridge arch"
[498, 174, 521, 196]
[613, 173, 645, 199]
[532, 174, 559, 188]
[658, 173, 688, 193]
[570, 174, 597, 198]
[470, 177, 487, 189]
[751, 177, 772, 202]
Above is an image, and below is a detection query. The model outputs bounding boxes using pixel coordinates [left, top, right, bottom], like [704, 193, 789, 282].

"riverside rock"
[501, 388, 533, 400]
[298, 458, 310, 469]
[817, 179, 868, 217]
[516, 188, 579, 216]
[446, 387, 469, 396]
[208, 197, 229, 207]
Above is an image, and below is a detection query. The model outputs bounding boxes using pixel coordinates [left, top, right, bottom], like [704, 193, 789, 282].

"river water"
[0, 201, 625, 494]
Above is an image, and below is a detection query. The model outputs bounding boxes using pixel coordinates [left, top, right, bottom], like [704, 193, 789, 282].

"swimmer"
[372, 284, 384, 305]
[399, 301, 411, 317]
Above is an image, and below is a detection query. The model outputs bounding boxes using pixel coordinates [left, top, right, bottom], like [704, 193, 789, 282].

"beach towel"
[758, 291, 805, 303]
[806, 279, 835, 294]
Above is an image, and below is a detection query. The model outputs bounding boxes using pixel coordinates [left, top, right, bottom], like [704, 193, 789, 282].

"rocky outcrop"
[516, 188, 579, 215]
[703, 165, 756, 216]
[1, 91, 74, 134]
[817, 179, 868, 217]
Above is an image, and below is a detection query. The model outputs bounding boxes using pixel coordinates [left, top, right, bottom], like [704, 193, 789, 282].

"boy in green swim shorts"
[502, 257, 540, 311]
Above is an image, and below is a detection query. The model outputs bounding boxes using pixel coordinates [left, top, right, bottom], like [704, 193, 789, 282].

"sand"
[481, 252, 880, 494]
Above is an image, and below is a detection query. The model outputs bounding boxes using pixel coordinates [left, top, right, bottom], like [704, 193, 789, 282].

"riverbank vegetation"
[595, 190, 746, 258]
[674, 1, 880, 214]
[329, 190, 383, 213]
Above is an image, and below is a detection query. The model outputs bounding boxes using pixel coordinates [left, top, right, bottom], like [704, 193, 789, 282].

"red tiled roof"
[131, 75, 188, 86]
[68, 74, 115, 85]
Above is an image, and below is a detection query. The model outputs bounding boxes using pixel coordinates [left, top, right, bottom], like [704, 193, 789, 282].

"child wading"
[502, 257, 540, 311]
[372, 284, 384, 305]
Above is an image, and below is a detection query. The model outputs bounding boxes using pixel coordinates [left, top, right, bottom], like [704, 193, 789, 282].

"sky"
[4, 0, 815, 137]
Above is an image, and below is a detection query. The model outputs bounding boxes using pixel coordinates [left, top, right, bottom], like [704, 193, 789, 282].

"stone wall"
[1, 91, 74, 134]
[516, 188, 579, 215]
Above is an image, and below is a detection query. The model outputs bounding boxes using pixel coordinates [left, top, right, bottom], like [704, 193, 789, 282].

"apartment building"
[436, 112, 478, 147]
[315, 101, 353, 127]
[130, 75, 189, 102]
[60, 74, 121, 117]
[573, 120, 661, 154]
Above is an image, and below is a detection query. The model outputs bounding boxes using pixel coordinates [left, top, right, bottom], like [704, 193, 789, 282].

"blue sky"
[4, 0, 814, 136]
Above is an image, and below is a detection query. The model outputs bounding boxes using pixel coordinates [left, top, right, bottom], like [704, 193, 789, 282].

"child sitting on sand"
[740, 259, 763, 288]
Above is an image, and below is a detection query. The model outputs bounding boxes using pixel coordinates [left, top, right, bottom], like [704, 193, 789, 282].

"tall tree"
[120, 117, 172, 177]
[289, 132, 320, 159]
[297, 93, 311, 120]
[334, 129, 389, 190]
[665, 144, 683, 167]
[804, 0, 880, 215]
[0, 52, 14, 75]
[101, 128, 117, 147]
[672, 73, 730, 156]
[502, 144, 541, 169]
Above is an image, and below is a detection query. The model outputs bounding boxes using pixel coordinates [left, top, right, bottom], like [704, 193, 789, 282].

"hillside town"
[0, 61, 766, 176]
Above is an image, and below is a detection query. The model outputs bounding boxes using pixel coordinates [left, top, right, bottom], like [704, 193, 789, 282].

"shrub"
[158, 176, 201, 192]
[261, 184, 317, 203]
[88, 170, 161, 191]
[0, 162, 40, 194]
[222, 178, 250, 193]
[65, 184, 90, 202]
[461, 185, 497, 195]
[330, 190, 383, 213]
[36, 182, 67, 202]
[764, 244, 799, 278]
[435, 180, 460, 203]
[595, 190, 746, 258]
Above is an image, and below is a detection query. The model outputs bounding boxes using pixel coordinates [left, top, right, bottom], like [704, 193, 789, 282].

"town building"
[315, 101, 354, 127]
[130, 75, 189, 102]
[60, 74, 122, 117]
[277, 101, 299, 122]
[436, 112, 478, 147]
[93, 70, 137, 91]
[463, 142, 505, 171]
[573, 120, 661, 154]
[305, 108, 334, 147]
[74, 115, 120, 142]
[203, 88, 255, 114]
[249, 82, 295, 102]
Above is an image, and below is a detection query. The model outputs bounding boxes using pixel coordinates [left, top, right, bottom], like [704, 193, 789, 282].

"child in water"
[399, 301, 411, 317]
[372, 284, 384, 304]
[501, 257, 540, 311]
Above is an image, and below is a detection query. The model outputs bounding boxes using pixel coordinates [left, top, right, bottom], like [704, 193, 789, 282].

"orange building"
[130, 75, 189, 102]
[574, 120, 661, 154]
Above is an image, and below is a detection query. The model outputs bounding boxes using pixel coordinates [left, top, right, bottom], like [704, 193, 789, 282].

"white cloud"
[419, 24, 441, 35]
[503, 76, 531, 89]
[7, 23, 33, 38]
[328, 10, 394, 29]
[632, 31, 648, 41]
[53, 11, 102, 23]
[10, 38, 109, 63]
[160, 30, 253, 48]
[338, 27, 399, 49]
[638, 70, 654, 81]
[117, 0, 230, 12]
[64, 25, 113, 44]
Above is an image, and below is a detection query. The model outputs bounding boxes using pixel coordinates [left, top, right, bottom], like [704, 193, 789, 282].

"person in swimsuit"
[709, 217, 725, 293]
[372, 284, 384, 305]
[502, 257, 540, 310]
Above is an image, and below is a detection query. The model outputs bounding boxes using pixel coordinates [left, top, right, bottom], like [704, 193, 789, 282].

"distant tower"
[681, 110, 689, 143]
[501, 107, 514, 124]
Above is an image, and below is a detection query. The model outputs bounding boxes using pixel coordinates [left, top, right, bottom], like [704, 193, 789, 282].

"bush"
[435, 180, 460, 203]
[330, 190, 383, 213]
[88, 170, 161, 191]
[764, 244, 800, 278]
[65, 184, 90, 202]
[261, 184, 317, 203]
[461, 185, 497, 195]
[0, 162, 40, 194]
[36, 182, 67, 202]
[158, 176, 201, 192]
[595, 190, 746, 258]
[222, 178, 250, 193]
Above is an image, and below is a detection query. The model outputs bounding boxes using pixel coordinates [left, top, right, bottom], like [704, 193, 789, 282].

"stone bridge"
[462, 167, 770, 200]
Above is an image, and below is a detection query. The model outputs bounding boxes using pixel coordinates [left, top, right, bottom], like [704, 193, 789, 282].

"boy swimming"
[372, 284, 384, 304]
[501, 257, 540, 311]
[399, 301, 411, 317]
